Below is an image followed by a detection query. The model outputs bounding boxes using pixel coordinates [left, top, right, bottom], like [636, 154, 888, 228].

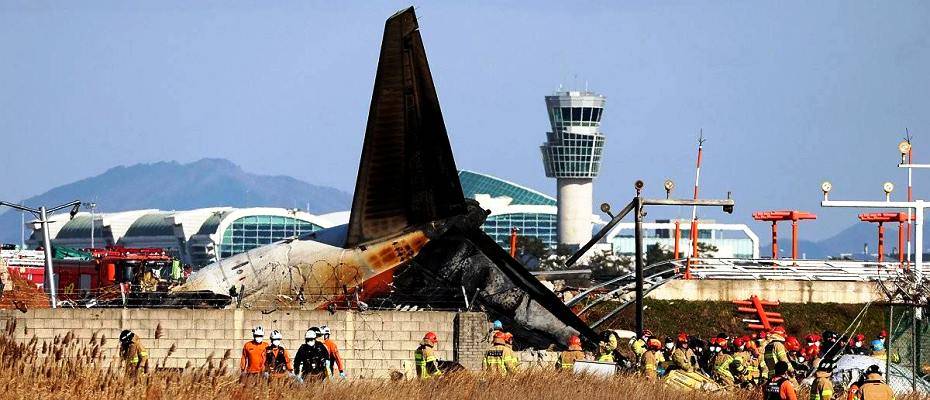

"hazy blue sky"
[1, 1, 928, 240]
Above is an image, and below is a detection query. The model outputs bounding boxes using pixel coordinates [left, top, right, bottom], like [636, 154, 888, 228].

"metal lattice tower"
[540, 91, 606, 247]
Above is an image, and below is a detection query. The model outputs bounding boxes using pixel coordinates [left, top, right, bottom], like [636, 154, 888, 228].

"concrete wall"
[648, 279, 884, 303]
[0, 308, 489, 379]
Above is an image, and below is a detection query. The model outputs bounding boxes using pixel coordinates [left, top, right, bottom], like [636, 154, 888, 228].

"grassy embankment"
[584, 299, 887, 338]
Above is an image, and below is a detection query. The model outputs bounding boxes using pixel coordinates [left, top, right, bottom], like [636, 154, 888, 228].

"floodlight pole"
[566, 183, 735, 337]
[0, 199, 82, 309]
[821, 197, 925, 391]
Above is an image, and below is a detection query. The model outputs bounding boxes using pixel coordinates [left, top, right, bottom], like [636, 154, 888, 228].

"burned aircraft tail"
[345, 7, 466, 248]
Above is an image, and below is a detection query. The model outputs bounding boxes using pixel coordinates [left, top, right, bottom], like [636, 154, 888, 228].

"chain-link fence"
[887, 305, 930, 387]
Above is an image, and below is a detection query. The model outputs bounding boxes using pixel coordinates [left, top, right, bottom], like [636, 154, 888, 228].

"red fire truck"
[2, 246, 172, 301]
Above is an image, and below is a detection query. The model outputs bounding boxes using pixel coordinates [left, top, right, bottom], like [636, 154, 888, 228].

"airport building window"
[482, 212, 558, 249]
[219, 215, 322, 258]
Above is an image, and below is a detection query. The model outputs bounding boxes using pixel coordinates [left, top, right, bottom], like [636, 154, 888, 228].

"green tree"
[584, 249, 632, 277]
[516, 236, 548, 261]
[645, 243, 674, 266]
[696, 242, 719, 258]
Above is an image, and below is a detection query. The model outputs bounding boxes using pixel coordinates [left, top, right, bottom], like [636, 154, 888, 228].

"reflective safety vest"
[809, 372, 834, 400]
[558, 348, 585, 370]
[764, 376, 788, 400]
[414, 343, 441, 379]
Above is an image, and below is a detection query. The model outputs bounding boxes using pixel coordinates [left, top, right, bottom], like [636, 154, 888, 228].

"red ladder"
[733, 295, 784, 331]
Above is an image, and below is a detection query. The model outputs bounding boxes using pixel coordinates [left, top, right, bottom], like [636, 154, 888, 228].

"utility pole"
[0, 199, 82, 309]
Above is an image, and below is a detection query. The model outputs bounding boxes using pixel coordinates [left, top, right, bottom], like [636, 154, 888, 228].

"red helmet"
[568, 335, 581, 347]
[771, 326, 786, 336]
[854, 333, 866, 342]
[785, 336, 801, 352]
[758, 331, 768, 340]
[647, 338, 662, 350]
[424, 332, 438, 343]
[879, 330, 888, 339]
[642, 329, 654, 338]
[804, 333, 821, 343]
[733, 337, 746, 348]
[494, 331, 506, 340]
[677, 333, 689, 343]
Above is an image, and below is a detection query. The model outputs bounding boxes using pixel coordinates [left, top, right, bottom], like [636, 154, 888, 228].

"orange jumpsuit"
[324, 338, 345, 374]
[240, 341, 268, 374]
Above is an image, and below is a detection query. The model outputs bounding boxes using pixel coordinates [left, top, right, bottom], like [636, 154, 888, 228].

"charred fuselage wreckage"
[173, 7, 597, 347]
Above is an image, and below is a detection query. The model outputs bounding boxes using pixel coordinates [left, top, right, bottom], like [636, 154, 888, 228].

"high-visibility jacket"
[483, 338, 518, 374]
[557, 345, 585, 371]
[809, 371, 834, 400]
[671, 347, 696, 372]
[597, 335, 618, 362]
[414, 342, 442, 379]
[764, 375, 798, 400]
[631, 338, 647, 359]
[121, 337, 148, 371]
[763, 338, 792, 377]
[240, 340, 268, 373]
[713, 353, 741, 386]
[872, 349, 887, 361]
[264, 345, 292, 376]
[642, 350, 659, 380]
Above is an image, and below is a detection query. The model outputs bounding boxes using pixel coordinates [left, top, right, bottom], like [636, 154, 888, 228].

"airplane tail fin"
[345, 7, 466, 248]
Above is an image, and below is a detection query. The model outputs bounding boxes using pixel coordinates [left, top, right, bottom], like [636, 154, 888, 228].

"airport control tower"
[540, 91, 606, 248]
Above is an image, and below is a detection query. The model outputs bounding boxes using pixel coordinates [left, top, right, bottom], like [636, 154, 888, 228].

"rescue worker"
[320, 325, 346, 378]
[630, 329, 653, 363]
[848, 333, 869, 355]
[763, 361, 798, 400]
[802, 333, 821, 366]
[596, 331, 618, 363]
[240, 325, 268, 377]
[763, 326, 793, 379]
[849, 365, 895, 400]
[484, 331, 518, 374]
[670, 333, 696, 373]
[119, 329, 148, 375]
[744, 336, 764, 384]
[785, 336, 810, 375]
[557, 335, 586, 371]
[711, 337, 739, 386]
[264, 330, 293, 378]
[820, 330, 842, 362]
[732, 336, 755, 386]
[414, 332, 442, 379]
[294, 328, 330, 382]
[809, 360, 834, 400]
[641, 338, 663, 380]
[502, 332, 520, 370]
[871, 339, 887, 360]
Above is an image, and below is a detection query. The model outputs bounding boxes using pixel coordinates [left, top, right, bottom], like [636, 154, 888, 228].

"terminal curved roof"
[124, 212, 175, 237]
[458, 170, 556, 206]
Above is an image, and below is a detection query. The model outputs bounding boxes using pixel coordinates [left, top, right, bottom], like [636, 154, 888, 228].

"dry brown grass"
[0, 318, 923, 400]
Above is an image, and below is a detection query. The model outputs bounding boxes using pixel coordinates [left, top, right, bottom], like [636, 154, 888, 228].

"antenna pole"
[690, 131, 705, 258]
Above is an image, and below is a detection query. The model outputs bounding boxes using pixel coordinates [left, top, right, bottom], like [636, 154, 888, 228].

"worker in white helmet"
[320, 325, 346, 378]
[264, 330, 293, 379]
[240, 325, 268, 377]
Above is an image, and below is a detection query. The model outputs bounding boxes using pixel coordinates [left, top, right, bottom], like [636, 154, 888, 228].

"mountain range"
[0, 158, 352, 243]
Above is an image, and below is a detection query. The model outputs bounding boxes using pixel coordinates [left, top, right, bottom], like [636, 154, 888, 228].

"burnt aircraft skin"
[173, 7, 597, 346]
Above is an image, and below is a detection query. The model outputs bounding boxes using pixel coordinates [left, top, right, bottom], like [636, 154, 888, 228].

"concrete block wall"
[0, 308, 482, 379]
[648, 279, 884, 303]
[452, 312, 488, 370]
